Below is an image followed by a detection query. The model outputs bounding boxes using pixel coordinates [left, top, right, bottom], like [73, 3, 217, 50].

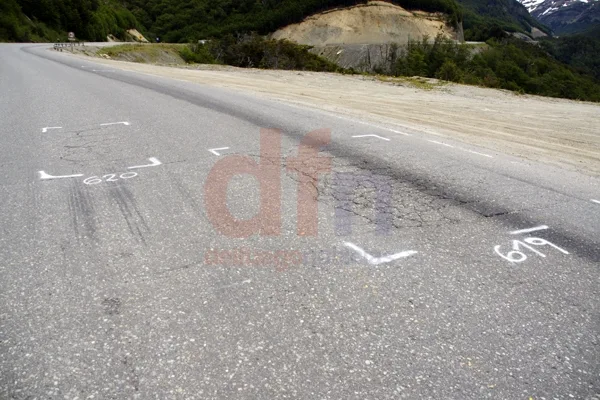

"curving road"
[1, 43, 599, 399]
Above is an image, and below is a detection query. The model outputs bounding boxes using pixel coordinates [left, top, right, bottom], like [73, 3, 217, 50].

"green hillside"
[0, 0, 139, 42]
[125, 0, 551, 43]
[457, 0, 551, 40]
[0, 0, 463, 43]
[1, 0, 552, 43]
[126, 0, 462, 43]
[540, 29, 600, 81]
[386, 35, 600, 101]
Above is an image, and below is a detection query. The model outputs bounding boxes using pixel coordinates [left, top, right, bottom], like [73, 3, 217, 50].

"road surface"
[1, 44, 599, 399]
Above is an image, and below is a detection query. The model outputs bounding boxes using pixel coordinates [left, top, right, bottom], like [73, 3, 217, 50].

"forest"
[125, 0, 462, 43]
[539, 27, 600, 81]
[0, 0, 138, 42]
[0, 0, 461, 43]
[381, 35, 600, 101]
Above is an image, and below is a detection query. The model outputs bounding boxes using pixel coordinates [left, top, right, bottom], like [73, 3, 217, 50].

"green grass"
[377, 75, 447, 90]
[98, 43, 183, 58]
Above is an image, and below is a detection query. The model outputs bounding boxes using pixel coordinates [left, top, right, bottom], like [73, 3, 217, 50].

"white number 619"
[495, 238, 568, 263]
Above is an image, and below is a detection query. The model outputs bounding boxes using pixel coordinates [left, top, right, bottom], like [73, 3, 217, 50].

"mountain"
[1, 0, 463, 43]
[457, 0, 551, 40]
[125, 0, 462, 43]
[519, 0, 600, 34]
[539, 26, 600, 79]
[2, 0, 549, 43]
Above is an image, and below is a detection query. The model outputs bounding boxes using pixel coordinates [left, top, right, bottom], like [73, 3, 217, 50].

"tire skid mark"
[168, 171, 207, 219]
[109, 185, 149, 244]
[67, 181, 98, 242]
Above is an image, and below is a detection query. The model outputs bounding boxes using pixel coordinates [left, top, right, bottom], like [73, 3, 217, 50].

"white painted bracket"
[209, 147, 230, 156]
[510, 225, 548, 235]
[38, 170, 84, 180]
[128, 157, 162, 170]
[344, 242, 417, 266]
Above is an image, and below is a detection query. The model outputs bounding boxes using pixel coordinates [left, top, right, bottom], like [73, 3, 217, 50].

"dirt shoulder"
[67, 50, 600, 176]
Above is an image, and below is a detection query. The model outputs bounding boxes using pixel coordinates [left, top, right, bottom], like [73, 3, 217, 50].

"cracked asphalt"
[1, 44, 599, 400]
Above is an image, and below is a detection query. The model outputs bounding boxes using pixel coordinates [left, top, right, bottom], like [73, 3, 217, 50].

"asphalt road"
[1, 43, 599, 400]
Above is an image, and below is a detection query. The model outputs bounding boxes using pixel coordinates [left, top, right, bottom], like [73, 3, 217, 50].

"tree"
[436, 60, 462, 81]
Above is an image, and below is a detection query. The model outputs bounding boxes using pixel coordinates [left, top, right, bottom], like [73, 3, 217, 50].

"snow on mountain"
[520, 0, 547, 13]
[518, 0, 599, 34]
[520, 0, 596, 14]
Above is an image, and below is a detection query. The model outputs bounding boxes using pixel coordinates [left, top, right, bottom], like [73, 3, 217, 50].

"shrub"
[387, 35, 600, 101]
[436, 60, 462, 82]
[179, 44, 216, 64]
[204, 33, 342, 72]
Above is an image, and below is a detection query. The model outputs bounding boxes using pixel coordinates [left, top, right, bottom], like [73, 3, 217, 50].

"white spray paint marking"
[209, 147, 230, 156]
[387, 129, 411, 137]
[525, 237, 569, 254]
[326, 113, 411, 136]
[39, 170, 84, 180]
[494, 237, 569, 264]
[510, 225, 549, 235]
[591, 199, 600, 205]
[83, 172, 138, 185]
[427, 139, 454, 148]
[128, 157, 162, 170]
[42, 127, 62, 133]
[462, 149, 493, 158]
[100, 121, 130, 127]
[344, 242, 417, 266]
[352, 134, 390, 141]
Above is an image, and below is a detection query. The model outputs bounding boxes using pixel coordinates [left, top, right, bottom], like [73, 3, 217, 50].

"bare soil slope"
[271, 1, 458, 46]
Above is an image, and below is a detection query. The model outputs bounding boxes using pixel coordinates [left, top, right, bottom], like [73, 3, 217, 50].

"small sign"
[68, 32, 75, 41]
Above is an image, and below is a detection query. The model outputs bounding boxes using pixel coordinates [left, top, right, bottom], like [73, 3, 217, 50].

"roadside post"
[68, 32, 75, 52]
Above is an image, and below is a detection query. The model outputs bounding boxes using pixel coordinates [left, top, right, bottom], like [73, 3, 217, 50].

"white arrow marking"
[352, 134, 390, 141]
[510, 225, 549, 235]
[591, 199, 600, 205]
[344, 242, 417, 266]
[38, 170, 84, 180]
[42, 127, 62, 133]
[209, 147, 230, 156]
[128, 157, 162, 170]
[100, 121, 130, 127]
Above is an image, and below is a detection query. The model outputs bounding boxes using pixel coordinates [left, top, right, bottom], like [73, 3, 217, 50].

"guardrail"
[53, 42, 85, 52]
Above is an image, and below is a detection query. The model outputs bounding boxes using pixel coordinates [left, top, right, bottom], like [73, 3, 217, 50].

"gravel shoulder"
[67, 49, 600, 176]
